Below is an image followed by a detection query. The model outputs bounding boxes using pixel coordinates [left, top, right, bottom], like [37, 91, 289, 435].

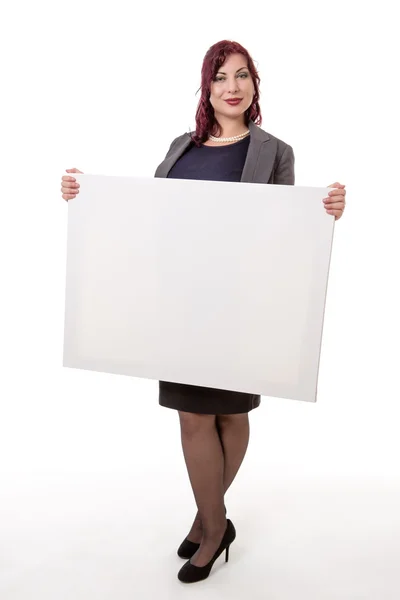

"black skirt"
[159, 380, 261, 415]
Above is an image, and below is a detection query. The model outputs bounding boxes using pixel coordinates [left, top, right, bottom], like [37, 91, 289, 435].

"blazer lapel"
[154, 135, 192, 178]
[240, 120, 274, 183]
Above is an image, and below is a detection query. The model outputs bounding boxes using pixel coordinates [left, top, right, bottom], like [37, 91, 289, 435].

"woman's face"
[209, 53, 255, 122]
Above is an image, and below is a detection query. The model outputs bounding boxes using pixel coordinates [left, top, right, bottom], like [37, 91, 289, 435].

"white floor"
[2, 365, 399, 599]
[1, 472, 399, 600]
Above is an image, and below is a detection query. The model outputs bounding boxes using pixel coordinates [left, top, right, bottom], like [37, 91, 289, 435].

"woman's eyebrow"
[216, 67, 248, 75]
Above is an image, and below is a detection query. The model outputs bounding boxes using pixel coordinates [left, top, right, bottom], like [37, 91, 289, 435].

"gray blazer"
[154, 119, 295, 185]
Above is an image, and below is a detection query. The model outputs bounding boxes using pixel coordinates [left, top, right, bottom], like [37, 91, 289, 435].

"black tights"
[178, 411, 250, 543]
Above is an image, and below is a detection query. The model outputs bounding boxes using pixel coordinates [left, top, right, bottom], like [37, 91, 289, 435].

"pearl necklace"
[208, 129, 250, 143]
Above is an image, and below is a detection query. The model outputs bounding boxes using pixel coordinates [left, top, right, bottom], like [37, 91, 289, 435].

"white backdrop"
[1, 1, 399, 599]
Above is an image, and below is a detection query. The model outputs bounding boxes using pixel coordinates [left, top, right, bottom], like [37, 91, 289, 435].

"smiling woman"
[60, 38, 346, 585]
[192, 43, 261, 146]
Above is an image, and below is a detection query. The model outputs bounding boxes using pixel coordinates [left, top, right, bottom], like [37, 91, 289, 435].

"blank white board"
[63, 175, 335, 402]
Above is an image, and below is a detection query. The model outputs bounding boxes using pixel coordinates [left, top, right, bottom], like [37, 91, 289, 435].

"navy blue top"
[167, 135, 250, 182]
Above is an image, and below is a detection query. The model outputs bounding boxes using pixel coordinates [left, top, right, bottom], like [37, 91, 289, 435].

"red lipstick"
[225, 98, 243, 106]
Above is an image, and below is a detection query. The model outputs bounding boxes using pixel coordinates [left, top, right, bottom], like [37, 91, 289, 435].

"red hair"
[191, 40, 262, 147]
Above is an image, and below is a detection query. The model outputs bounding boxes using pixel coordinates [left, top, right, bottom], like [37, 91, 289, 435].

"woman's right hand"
[61, 168, 83, 201]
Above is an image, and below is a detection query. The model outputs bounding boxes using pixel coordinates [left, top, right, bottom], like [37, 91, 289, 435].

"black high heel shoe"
[177, 505, 227, 559]
[177, 519, 236, 584]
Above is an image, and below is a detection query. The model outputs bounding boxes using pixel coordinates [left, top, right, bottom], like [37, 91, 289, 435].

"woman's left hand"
[324, 182, 346, 220]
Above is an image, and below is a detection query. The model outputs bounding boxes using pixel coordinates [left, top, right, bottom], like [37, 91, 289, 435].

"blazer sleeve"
[164, 136, 180, 159]
[274, 144, 295, 185]
[154, 137, 178, 178]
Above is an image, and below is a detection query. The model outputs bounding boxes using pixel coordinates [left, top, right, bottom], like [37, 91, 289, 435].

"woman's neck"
[214, 116, 248, 139]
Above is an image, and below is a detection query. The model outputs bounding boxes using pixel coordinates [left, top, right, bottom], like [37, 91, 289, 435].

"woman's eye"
[215, 73, 248, 82]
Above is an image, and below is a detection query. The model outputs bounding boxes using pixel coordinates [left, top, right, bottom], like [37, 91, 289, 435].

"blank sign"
[63, 175, 335, 402]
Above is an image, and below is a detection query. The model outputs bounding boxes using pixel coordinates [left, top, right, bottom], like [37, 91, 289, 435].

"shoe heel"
[225, 545, 230, 563]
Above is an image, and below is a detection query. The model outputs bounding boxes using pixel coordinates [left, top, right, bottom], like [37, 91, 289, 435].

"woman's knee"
[178, 411, 216, 437]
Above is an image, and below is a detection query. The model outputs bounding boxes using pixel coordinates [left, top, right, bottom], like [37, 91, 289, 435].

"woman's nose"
[227, 79, 239, 94]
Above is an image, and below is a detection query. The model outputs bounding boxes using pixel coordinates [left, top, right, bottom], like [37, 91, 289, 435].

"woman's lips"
[225, 98, 243, 105]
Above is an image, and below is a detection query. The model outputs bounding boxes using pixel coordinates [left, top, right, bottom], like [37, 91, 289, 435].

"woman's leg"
[178, 411, 227, 566]
[184, 413, 250, 543]
[217, 413, 250, 493]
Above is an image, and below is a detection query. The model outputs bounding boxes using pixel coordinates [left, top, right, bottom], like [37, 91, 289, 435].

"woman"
[61, 40, 346, 583]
